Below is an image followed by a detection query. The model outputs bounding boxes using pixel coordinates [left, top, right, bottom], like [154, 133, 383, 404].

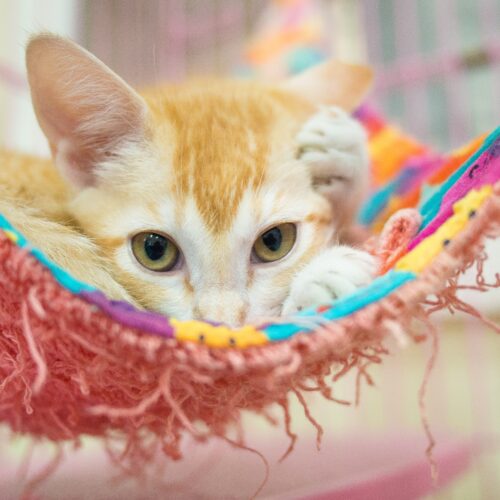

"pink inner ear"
[26, 34, 147, 188]
[53, 143, 101, 188]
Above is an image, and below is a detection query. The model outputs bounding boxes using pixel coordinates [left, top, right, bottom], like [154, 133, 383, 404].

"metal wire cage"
[1, 0, 500, 152]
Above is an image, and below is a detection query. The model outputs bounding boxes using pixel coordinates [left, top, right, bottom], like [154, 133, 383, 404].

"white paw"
[282, 246, 377, 315]
[296, 106, 368, 187]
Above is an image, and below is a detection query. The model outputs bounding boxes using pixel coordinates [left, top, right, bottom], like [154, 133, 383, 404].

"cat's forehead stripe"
[148, 87, 287, 233]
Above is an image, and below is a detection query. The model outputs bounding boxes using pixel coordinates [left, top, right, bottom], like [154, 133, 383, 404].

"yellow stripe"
[172, 319, 268, 348]
[396, 186, 493, 274]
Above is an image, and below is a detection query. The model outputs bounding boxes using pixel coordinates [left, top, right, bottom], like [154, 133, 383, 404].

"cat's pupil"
[144, 234, 168, 261]
[262, 227, 282, 252]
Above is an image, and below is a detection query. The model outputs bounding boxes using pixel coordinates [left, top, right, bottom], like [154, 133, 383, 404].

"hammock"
[0, 105, 498, 468]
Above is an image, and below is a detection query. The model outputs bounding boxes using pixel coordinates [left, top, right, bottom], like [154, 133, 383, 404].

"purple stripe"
[396, 156, 446, 196]
[81, 291, 175, 339]
[410, 136, 500, 249]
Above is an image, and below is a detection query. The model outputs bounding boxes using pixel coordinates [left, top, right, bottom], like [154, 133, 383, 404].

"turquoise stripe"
[358, 179, 398, 225]
[264, 270, 416, 341]
[0, 214, 96, 294]
[322, 270, 416, 320]
[420, 127, 500, 227]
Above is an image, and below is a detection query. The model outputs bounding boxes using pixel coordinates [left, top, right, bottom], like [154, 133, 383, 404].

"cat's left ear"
[26, 33, 149, 188]
[281, 60, 373, 111]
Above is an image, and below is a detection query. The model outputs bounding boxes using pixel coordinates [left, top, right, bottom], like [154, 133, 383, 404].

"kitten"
[0, 34, 375, 327]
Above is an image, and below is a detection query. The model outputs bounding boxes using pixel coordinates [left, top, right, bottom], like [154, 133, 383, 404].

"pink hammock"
[0, 107, 498, 476]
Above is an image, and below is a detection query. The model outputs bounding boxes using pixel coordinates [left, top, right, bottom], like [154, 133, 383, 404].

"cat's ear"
[26, 33, 148, 187]
[281, 60, 373, 111]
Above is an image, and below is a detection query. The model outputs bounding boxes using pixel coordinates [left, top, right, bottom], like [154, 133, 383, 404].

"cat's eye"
[131, 232, 180, 272]
[252, 223, 297, 263]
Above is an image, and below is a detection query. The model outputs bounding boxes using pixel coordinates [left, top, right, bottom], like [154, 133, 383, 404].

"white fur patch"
[282, 245, 377, 315]
[296, 106, 369, 197]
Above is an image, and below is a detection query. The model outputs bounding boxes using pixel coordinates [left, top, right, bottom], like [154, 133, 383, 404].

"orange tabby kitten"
[0, 34, 375, 326]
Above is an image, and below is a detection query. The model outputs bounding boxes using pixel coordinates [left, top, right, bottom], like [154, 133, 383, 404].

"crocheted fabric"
[0, 107, 499, 467]
[0, 109, 498, 348]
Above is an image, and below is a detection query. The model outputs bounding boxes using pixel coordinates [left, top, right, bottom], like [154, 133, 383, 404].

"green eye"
[131, 232, 180, 272]
[253, 223, 297, 263]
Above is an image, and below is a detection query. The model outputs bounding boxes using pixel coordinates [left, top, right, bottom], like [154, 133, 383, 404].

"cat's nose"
[195, 291, 248, 327]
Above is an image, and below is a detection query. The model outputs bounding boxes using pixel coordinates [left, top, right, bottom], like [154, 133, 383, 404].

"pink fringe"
[417, 316, 440, 483]
[20, 444, 63, 499]
[221, 435, 270, 500]
[0, 183, 498, 492]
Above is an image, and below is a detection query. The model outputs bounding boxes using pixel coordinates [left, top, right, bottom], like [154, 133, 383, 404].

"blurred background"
[1, 0, 500, 153]
[0, 1, 499, 498]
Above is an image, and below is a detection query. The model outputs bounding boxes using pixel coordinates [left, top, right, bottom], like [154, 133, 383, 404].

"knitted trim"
[0, 183, 498, 469]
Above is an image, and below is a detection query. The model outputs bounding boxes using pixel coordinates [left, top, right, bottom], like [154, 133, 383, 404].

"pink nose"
[195, 291, 248, 327]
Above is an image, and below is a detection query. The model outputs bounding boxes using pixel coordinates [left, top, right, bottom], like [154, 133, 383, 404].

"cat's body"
[0, 34, 376, 326]
[0, 149, 138, 303]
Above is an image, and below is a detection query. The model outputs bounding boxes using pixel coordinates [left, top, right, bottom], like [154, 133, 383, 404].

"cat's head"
[26, 34, 372, 325]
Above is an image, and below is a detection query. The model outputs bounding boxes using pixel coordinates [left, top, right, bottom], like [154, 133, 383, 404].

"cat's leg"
[0, 198, 137, 306]
[281, 245, 376, 315]
[296, 106, 369, 230]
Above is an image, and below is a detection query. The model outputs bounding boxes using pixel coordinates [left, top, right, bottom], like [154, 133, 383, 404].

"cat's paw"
[282, 245, 376, 315]
[295, 106, 368, 187]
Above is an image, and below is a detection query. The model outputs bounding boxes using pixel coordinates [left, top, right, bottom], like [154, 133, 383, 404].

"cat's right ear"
[281, 60, 373, 111]
[26, 33, 148, 188]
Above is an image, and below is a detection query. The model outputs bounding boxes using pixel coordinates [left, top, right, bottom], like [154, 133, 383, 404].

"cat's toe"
[327, 249, 377, 286]
[295, 106, 368, 184]
[282, 281, 336, 315]
[297, 107, 364, 151]
[282, 275, 358, 316]
[281, 248, 377, 316]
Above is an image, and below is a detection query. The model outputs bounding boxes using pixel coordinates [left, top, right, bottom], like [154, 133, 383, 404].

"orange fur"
[0, 34, 372, 325]
[143, 82, 313, 232]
